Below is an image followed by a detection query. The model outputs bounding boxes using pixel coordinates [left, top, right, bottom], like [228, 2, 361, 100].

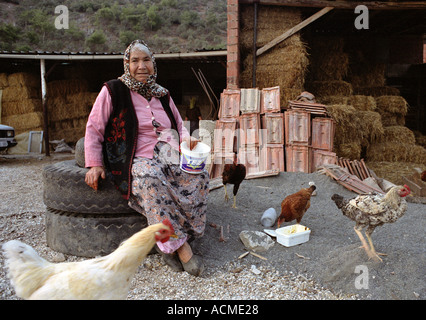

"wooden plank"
[256, 6, 334, 56]
[240, 0, 426, 10]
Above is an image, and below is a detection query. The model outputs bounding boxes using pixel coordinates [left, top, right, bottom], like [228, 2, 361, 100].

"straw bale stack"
[414, 131, 426, 149]
[47, 79, 89, 96]
[325, 104, 362, 145]
[2, 112, 43, 134]
[366, 124, 426, 164]
[47, 83, 97, 144]
[366, 143, 426, 163]
[0, 73, 8, 88]
[1, 72, 43, 134]
[325, 104, 384, 159]
[307, 36, 349, 82]
[7, 72, 40, 88]
[366, 161, 426, 186]
[349, 95, 376, 111]
[375, 95, 408, 126]
[239, 5, 309, 101]
[306, 81, 353, 98]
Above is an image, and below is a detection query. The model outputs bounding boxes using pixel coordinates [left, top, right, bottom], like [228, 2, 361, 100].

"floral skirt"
[128, 142, 209, 253]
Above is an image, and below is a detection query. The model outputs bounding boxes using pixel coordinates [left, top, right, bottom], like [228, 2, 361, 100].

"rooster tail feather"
[2, 240, 52, 299]
[331, 194, 345, 209]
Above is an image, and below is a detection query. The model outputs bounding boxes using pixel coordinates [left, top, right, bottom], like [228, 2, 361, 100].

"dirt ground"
[199, 170, 425, 300]
[1, 154, 424, 300]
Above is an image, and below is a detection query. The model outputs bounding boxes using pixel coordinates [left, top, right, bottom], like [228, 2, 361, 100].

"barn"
[219, 0, 426, 187]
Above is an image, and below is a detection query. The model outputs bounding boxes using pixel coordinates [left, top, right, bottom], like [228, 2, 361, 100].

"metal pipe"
[40, 59, 50, 156]
[252, 1, 258, 88]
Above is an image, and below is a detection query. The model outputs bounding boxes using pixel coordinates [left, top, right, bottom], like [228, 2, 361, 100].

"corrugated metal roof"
[0, 49, 227, 60]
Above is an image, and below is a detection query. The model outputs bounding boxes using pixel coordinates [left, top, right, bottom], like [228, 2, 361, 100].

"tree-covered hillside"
[0, 0, 227, 53]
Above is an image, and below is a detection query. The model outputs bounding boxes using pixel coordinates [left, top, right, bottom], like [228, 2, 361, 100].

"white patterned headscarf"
[118, 39, 168, 100]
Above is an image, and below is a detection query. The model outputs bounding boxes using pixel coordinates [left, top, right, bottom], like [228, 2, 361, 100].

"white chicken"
[2, 219, 176, 300]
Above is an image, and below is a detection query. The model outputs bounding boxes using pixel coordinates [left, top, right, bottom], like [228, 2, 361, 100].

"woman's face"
[128, 49, 154, 83]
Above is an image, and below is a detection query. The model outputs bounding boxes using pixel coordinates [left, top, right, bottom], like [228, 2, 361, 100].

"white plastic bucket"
[180, 141, 211, 174]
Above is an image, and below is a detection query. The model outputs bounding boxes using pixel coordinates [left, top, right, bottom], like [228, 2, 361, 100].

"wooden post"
[40, 59, 50, 156]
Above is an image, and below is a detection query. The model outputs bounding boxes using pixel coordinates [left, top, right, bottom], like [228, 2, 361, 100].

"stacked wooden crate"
[284, 100, 336, 173]
[259, 86, 285, 173]
[211, 86, 285, 179]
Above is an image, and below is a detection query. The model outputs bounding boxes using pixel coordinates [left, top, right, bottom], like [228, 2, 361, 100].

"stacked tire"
[43, 138, 147, 257]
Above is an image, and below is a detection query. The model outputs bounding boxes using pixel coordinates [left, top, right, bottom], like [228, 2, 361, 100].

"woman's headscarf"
[118, 39, 168, 100]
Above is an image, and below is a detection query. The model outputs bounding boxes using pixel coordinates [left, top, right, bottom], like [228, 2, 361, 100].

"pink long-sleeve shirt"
[85, 85, 189, 168]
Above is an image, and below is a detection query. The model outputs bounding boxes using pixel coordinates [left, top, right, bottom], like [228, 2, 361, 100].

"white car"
[0, 124, 17, 151]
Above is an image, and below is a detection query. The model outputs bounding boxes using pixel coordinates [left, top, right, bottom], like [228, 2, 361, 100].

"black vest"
[103, 79, 179, 199]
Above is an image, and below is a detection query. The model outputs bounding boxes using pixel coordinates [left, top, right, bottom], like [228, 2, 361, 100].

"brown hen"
[277, 184, 316, 227]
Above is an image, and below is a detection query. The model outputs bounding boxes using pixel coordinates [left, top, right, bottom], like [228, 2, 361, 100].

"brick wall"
[227, 0, 240, 89]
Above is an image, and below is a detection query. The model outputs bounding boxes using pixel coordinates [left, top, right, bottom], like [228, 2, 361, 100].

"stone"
[239, 230, 274, 253]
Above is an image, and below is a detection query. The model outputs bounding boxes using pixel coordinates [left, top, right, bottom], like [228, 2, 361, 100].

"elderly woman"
[84, 40, 209, 276]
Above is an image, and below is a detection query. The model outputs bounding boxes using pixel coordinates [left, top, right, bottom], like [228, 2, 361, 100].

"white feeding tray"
[264, 224, 311, 247]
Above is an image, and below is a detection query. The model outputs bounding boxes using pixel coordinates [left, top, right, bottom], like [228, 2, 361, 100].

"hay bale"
[2, 112, 43, 134]
[375, 96, 408, 115]
[1, 99, 42, 117]
[366, 142, 426, 163]
[349, 95, 376, 111]
[358, 111, 384, 146]
[240, 5, 302, 50]
[281, 88, 303, 108]
[354, 86, 400, 97]
[306, 81, 353, 98]
[318, 95, 349, 106]
[379, 126, 416, 145]
[335, 142, 361, 160]
[1, 86, 40, 102]
[239, 5, 308, 91]
[308, 36, 349, 81]
[379, 111, 405, 126]
[241, 35, 309, 90]
[348, 63, 386, 89]
[325, 104, 362, 145]
[366, 161, 426, 186]
[47, 79, 89, 97]
[0, 73, 8, 88]
[7, 72, 39, 88]
[414, 131, 426, 148]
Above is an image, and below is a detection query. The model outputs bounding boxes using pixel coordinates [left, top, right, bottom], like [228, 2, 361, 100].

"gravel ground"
[0, 154, 424, 300]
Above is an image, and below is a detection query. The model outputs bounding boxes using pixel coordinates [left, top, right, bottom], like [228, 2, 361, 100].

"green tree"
[86, 30, 108, 51]
[146, 5, 161, 30]
[0, 23, 21, 50]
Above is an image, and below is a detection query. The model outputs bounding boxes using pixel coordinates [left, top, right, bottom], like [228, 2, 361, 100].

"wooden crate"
[213, 118, 237, 154]
[312, 149, 337, 172]
[285, 145, 312, 173]
[238, 113, 260, 147]
[261, 86, 280, 113]
[240, 88, 260, 114]
[312, 117, 335, 151]
[261, 113, 284, 145]
[219, 89, 240, 118]
[260, 144, 285, 172]
[284, 110, 310, 146]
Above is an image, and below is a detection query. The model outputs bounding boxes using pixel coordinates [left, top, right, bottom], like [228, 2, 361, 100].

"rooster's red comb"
[162, 219, 174, 232]
[404, 184, 411, 192]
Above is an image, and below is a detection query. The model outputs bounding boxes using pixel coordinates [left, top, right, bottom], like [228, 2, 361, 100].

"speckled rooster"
[332, 185, 411, 262]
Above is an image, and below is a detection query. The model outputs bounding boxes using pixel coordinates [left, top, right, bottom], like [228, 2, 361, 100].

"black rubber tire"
[45, 208, 147, 257]
[43, 159, 135, 214]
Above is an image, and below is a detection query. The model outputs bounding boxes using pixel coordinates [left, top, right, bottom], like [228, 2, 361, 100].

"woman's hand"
[183, 136, 200, 150]
[85, 166, 106, 191]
